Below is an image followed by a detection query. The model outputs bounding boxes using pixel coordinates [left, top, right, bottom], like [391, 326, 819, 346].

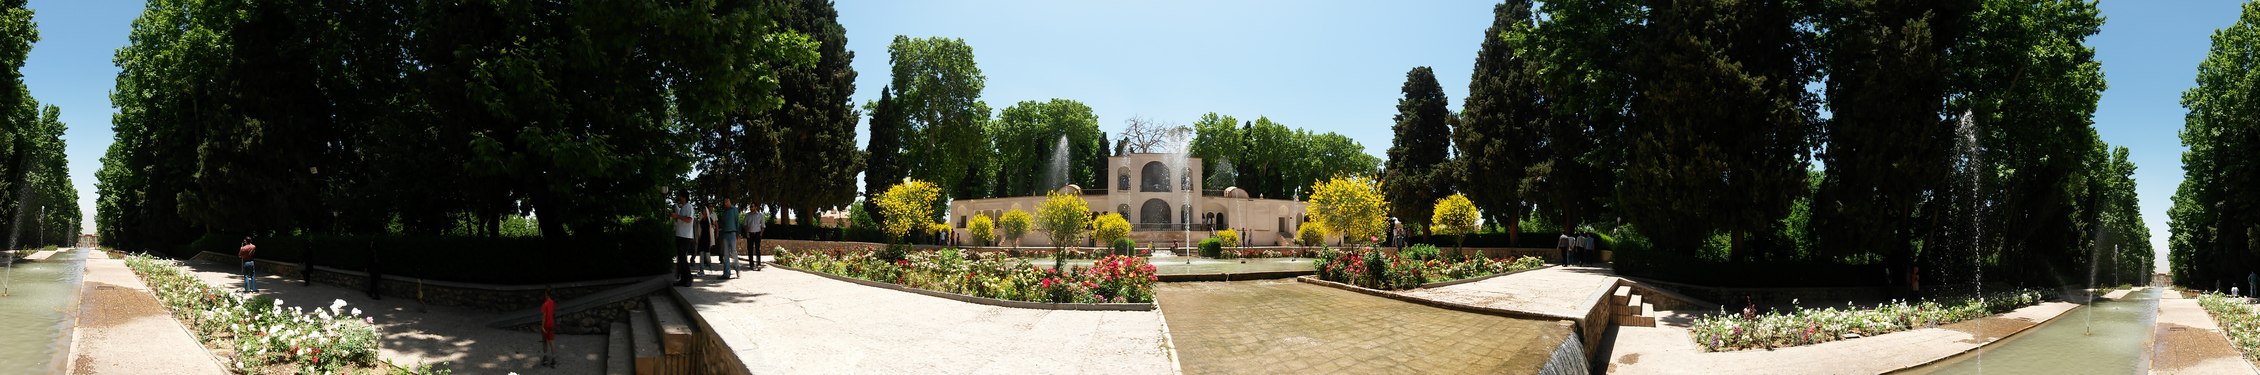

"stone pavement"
[1605, 300, 2079, 374]
[1155, 279, 1571, 375]
[176, 255, 606, 374]
[1393, 266, 1620, 318]
[2152, 289, 2258, 374]
[676, 264, 1175, 374]
[69, 250, 227, 375]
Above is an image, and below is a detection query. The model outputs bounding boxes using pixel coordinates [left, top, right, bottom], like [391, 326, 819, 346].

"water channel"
[0, 248, 85, 375]
[1901, 287, 2160, 374]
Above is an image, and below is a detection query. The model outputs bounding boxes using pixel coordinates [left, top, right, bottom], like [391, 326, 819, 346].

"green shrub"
[1401, 244, 1440, 261]
[1111, 238, 1137, 257]
[1198, 237, 1223, 258]
[185, 221, 670, 285]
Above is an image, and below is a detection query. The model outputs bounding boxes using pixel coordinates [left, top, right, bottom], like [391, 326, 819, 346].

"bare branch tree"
[1121, 116, 1192, 153]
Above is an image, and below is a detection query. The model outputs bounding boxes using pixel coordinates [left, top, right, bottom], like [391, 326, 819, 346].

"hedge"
[185, 224, 671, 285]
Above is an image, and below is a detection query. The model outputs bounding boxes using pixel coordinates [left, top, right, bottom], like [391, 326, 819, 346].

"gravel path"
[68, 251, 227, 375]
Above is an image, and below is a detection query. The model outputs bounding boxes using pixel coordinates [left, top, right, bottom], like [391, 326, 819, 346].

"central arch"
[1141, 161, 1171, 192]
[1141, 199, 1171, 224]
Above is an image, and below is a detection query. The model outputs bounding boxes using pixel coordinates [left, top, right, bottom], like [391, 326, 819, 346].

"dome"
[1224, 186, 1250, 199]
[1057, 184, 1083, 195]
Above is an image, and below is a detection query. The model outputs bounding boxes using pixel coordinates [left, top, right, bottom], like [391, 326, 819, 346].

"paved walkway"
[1155, 279, 1570, 375]
[2152, 289, 2258, 374]
[1393, 266, 1620, 318]
[677, 264, 1174, 374]
[69, 250, 227, 375]
[176, 256, 606, 374]
[1605, 300, 2079, 374]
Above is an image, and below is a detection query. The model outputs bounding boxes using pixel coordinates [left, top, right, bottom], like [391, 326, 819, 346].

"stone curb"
[1294, 275, 1581, 322]
[1156, 270, 1314, 282]
[1416, 265, 1558, 289]
[769, 264, 1156, 311]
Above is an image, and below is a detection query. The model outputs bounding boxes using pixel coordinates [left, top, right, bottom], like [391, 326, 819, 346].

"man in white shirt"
[673, 191, 696, 287]
[748, 206, 767, 270]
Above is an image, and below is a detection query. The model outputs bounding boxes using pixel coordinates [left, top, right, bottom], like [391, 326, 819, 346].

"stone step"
[630, 309, 662, 375]
[1619, 294, 1644, 316]
[646, 296, 695, 356]
[1643, 302, 1656, 318]
[1619, 314, 1657, 327]
[605, 321, 631, 375]
[1612, 285, 1632, 307]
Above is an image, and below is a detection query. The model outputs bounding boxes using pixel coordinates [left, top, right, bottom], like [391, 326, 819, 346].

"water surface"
[1903, 287, 2159, 374]
[0, 248, 85, 375]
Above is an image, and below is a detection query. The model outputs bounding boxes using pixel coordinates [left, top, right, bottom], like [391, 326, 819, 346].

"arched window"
[1141, 162, 1171, 192]
[1181, 168, 1191, 191]
[1141, 199, 1171, 224]
[1117, 167, 1130, 191]
[1117, 204, 1131, 216]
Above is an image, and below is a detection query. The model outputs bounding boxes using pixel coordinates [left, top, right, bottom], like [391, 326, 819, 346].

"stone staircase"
[606, 295, 700, 375]
[1612, 285, 1659, 327]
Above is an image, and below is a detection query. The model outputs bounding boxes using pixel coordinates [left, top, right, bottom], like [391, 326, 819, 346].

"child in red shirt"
[541, 290, 557, 368]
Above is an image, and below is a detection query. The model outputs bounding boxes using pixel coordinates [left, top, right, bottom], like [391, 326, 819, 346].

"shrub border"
[770, 264, 1155, 311]
[1156, 269, 1315, 282]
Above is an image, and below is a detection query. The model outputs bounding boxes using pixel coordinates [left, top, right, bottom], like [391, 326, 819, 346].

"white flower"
[274, 299, 285, 307]
[351, 308, 362, 316]
[331, 299, 348, 313]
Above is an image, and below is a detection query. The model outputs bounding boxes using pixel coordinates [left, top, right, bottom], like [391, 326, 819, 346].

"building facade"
[949, 152, 1307, 247]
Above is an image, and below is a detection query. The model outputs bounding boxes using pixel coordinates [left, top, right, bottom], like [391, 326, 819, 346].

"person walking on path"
[238, 237, 259, 293]
[365, 243, 383, 300]
[696, 206, 714, 276]
[718, 199, 741, 279]
[539, 289, 558, 368]
[1556, 231, 1571, 266]
[749, 206, 767, 270]
[673, 191, 697, 287]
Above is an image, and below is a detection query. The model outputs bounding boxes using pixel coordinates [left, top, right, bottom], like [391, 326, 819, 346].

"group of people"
[672, 190, 766, 287]
[1557, 231, 1601, 266]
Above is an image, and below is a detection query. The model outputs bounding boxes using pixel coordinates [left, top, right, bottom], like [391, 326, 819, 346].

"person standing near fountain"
[717, 199, 740, 279]
[238, 237, 258, 293]
[673, 191, 697, 287]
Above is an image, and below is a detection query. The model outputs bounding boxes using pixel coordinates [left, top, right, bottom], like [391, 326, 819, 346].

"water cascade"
[1045, 135, 1071, 192]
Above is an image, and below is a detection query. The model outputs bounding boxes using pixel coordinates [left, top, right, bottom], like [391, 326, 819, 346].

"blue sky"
[20, 1, 2234, 272]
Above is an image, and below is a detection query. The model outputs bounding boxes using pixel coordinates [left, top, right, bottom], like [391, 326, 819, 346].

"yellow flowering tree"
[1308, 175, 1388, 245]
[1035, 191, 1091, 266]
[1298, 222, 1327, 246]
[999, 209, 1032, 248]
[1093, 213, 1131, 247]
[1431, 193, 1480, 257]
[877, 179, 942, 244]
[968, 213, 997, 246]
[1216, 228, 1240, 248]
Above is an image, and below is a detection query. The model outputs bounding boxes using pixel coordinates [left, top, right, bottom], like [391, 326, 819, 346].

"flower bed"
[2197, 292, 2260, 362]
[777, 248, 1158, 303]
[1218, 248, 1319, 259]
[1688, 289, 2047, 352]
[1311, 246, 1547, 290]
[121, 254, 423, 374]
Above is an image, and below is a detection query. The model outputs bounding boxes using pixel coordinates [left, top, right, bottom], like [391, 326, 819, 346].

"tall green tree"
[886, 36, 992, 199]
[1811, 0, 1972, 268]
[1383, 67, 1456, 234]
[698, 0, 861, 224]
[989, 99, 1102, 196]
[2172, 0, 2260, 290]
[1952, 0, 2106, 285]
[1618, 0, 1818, 260]
[1457, 0, 1545, 243]
[1526, 0, 1636, 237]
[864, 87, 906, 229]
